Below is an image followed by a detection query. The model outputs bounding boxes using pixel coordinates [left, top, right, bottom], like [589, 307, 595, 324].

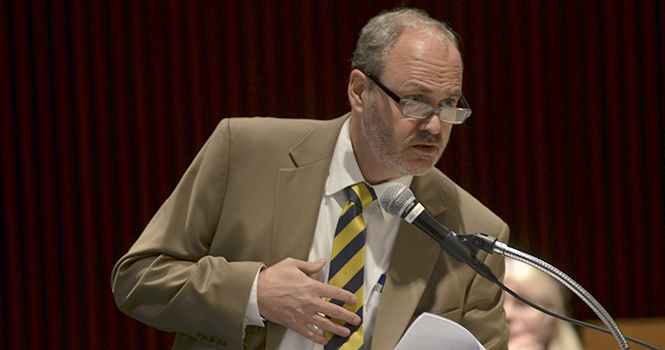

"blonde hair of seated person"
[504, 259, 584, 350]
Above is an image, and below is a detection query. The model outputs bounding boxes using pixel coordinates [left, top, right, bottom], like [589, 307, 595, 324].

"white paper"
[393, 312, 486, 350]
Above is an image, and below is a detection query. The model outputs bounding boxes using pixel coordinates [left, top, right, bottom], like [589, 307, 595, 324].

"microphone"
[379, 183, 498, 283]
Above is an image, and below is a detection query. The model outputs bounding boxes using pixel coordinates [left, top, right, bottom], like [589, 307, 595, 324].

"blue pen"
[367, 274, 386, 310]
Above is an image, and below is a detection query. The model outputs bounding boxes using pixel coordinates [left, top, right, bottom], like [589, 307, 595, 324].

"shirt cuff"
[244, 264, 267, 328]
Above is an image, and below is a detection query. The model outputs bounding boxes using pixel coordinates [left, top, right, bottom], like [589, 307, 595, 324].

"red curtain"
[1, 1, 663, 348]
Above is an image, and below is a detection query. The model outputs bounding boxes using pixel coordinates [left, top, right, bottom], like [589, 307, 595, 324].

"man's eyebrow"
[400, 83, 433, 94]
[448, 88, 462, 97]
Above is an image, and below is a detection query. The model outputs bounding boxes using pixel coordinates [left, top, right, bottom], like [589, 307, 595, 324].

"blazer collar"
[288, 114, 351, 168]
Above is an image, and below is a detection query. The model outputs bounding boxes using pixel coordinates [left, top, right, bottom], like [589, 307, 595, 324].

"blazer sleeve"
[110, 119, 264, 349]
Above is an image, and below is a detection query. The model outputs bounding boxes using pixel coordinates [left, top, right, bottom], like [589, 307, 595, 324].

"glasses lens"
[440, 109, 472, 124]
[400, 98, 472, 124]
[401, 100, 433, 118]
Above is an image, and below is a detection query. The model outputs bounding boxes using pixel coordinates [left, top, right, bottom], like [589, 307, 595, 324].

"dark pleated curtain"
[1, 1, 663, 349]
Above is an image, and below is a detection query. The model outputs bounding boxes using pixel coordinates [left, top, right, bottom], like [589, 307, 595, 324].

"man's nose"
[418, 113, 443, 134]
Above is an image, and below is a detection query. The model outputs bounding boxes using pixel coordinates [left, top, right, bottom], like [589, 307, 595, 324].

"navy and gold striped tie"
[325, 182, 376, 350]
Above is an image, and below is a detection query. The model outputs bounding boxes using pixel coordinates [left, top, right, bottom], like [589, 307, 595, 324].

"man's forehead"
[383, 40, 463, 90]
[398, 81, 462, 96]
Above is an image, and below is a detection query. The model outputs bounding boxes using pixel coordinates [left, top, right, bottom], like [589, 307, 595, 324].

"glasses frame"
[365, 72, 472, 125]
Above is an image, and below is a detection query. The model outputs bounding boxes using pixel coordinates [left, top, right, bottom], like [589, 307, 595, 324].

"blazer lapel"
[266, 115, 349, 349]
[370, 173, 448, 350]
[268, 115, 348, 264]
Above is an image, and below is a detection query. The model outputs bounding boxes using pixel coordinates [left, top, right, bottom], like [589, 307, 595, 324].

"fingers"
[320, 283, 358, 306]
[299, 326, 329, 345]
[295, 309, 356, 345]
[295, 257, 327, 275]
[316, 297, 361, 326]
[290, 316, 350, 345]
[310, 313, 352, 337]
[256, 257, 363, 344]
[281, 303, 358, 345]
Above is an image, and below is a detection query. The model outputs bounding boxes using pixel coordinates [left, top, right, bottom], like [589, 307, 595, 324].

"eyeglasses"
[365, 72, 472, 125]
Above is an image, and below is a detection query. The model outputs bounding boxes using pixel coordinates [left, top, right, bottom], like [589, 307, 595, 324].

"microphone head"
[379, 183, 416, 217]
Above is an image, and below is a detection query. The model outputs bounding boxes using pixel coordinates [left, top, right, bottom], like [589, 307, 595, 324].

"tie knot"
[346, 182, 376, 210]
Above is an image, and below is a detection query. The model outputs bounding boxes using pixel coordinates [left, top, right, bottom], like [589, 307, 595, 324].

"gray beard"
[360, 98, 443, 176]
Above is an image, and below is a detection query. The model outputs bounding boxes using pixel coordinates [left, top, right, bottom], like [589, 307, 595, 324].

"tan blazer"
[112, 114, 510, 350]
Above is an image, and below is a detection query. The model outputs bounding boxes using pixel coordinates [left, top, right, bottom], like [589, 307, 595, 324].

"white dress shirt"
[247, 118, 412, 349]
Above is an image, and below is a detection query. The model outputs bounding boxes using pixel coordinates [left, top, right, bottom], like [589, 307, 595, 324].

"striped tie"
[325, 182, 376, 350]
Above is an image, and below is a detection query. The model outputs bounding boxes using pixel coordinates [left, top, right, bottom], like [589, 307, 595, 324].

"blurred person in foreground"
[504, 259, 584, 350]
[112, 7, 510, 350]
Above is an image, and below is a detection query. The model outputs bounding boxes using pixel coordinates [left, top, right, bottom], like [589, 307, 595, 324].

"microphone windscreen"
[379, 183, 415, 217]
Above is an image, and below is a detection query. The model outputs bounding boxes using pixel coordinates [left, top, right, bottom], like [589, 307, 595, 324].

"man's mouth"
[411, 144, 439, 154]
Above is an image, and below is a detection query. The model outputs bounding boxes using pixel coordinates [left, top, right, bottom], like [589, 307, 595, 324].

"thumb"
[298, 258, 326, 275]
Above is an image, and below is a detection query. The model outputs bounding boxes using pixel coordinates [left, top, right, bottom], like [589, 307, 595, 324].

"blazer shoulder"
[213, 115, 349, 167]
[218, 115, 347, 141]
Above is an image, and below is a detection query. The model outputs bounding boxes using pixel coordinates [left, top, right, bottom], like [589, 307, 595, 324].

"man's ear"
[348, 69, 367, 115]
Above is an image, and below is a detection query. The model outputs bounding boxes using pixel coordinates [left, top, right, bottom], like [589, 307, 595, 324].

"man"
[112, 8, 510, 350]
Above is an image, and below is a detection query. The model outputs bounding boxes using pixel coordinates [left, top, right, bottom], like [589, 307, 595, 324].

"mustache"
[405, 131, 442, 144]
